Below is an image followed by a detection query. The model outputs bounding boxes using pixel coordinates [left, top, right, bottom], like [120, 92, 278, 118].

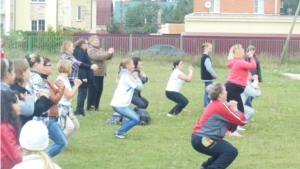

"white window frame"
[31, 20, 45, 31]
[210, 0, 220, 13]
[31, 0, 45, 3]
[254, 0, 264, 14]
[77, 6, 82, 21]
[280, 1, 283, 9]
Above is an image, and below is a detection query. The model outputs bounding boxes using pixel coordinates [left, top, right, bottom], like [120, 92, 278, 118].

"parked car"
[131, 44, 185, 56]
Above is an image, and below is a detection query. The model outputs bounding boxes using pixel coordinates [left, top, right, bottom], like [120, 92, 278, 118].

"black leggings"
[225, 82, 245, 132]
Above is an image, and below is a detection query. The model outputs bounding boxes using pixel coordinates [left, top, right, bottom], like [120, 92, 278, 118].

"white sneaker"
[167, 113, 175, 117]
[237, 126, 246, 131]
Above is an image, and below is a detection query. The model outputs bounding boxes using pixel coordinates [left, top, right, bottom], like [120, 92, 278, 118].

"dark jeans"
[131, 94, 149, 109]
[165, 91, 189, 115]
[87, 76, 104, 110]
[75, 86, 88, 115]
[225, 82, 245, 132]
[191, 134, 238, 169]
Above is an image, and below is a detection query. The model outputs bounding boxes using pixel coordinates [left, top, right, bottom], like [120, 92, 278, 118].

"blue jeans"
[165, 91, 189, 115]
[75, 86, 88, 115]
[191, 134, 238, 169]
[204, 81, 213, 108]
[112, 106, 140, 135]
[46, 117, 68, 157]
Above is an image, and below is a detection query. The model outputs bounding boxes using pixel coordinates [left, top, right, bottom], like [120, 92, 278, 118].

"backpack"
[121, 108, 151, 125]
[106, 112, 122, 125]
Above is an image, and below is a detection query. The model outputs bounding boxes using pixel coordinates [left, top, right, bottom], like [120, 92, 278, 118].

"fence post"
[129, 34, 132, 54]
[180, 32, 184, 50]
[101, 37, 105, 49]
[27, 36, 32, 53]
[212, 39, 215, 57]
[138, 38, 142, 51]
[249, 40, 252, 46]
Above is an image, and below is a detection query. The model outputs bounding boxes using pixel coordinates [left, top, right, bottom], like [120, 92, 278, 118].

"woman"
[73, 38, 94, 116]
[13, 120, 61, 169]
[87, 35, 114, 111]
[1, 90, 22, 169]
[25, 54, 67, 157]
[10, 59, 50, 126]
[165, 60, 193, 117]
[60, 41, 98, 86]
[110, 58, 142, 139]
[191, 82, 246, 169]
[131, 57, 149, 109]
[200, 43, 216, 108]
[225, 44, 256, 137]
[56, 59, 81, 140]
[1, 58, 34, 118]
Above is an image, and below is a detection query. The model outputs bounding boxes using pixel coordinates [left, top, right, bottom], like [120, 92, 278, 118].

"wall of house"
[72, 0, 96, 33]
[185, 15, 300, 34]
[15, 0, 30, 31]
[194, 0, 281, 14]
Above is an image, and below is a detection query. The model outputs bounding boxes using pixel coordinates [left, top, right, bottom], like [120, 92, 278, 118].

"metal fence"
[3, 34, 300, 57]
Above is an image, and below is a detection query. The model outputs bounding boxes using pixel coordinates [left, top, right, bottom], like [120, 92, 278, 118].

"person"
[225, 44, 256, 137]
[25, 54, 67, 157]
[191, 82, 246, 169]
[10, 59, 50, 126]
[1, 58, 35, 119]
[73, 38, 94, 116]
[1, 90, 22, 169]
[200, 43, 216, 108]
[110, 58, 142, 139]
[238, 73, 262, 131]
[87, 35, 114, 111]
[0, 38, 5, 58]
[165, 60, 193, 117]
[60, 41, 98, 86]
[12, 120, 61, 169]
[131, 57, 149, 109]
[56, 59, 82, 140]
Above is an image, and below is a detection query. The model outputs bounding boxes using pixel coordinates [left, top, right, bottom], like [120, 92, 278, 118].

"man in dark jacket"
[73, 39, 94, 116]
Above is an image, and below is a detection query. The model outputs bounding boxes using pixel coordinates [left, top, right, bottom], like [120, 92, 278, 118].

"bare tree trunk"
[280, 1, 300, 64]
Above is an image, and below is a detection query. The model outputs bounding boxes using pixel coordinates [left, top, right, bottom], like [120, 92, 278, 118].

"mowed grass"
[8, 52, 300, 168]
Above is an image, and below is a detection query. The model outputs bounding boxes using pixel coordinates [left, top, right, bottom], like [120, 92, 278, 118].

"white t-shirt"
[110, 73, 138, 107]
[56, 76, 72, 106]
[165, 69, 185, 92]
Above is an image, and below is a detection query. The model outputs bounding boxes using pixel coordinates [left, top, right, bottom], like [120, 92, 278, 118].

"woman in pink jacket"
[225, 44, 256, 137]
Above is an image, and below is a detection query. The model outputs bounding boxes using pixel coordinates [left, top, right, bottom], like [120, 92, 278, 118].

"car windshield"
[148, 45, 160, 51]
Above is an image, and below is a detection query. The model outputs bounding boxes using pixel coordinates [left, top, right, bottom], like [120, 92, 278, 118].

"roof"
[97, 0, 113, 25]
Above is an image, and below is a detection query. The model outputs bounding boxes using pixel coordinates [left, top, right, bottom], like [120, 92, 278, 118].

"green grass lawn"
[14, 53, 300, 168]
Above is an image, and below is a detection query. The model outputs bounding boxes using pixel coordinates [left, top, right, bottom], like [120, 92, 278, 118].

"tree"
[124, 2, 160, 34]
[107, 18, 124, 34]
[161, 0, 193, 23]
[281, 0, 300, 15]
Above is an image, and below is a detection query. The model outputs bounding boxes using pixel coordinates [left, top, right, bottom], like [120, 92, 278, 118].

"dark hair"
[172, 60, 181, 70]
[43, 58, 51, 66]
[25, 54, 42, 68]
[75, 38, 88, 51]
[1, 58, 14, 80]
[1, 90, 22, 141]
[246, 45, 258, 60]
[132, 57, 141, 68]
[206, 82, 224, 100]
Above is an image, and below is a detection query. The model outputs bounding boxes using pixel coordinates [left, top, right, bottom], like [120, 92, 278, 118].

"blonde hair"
[61, 41, 73, 53]
[227, 44, 244, 60]
[57, 59, 71, 74]
[13, 59, 30, 85]
[23, 149, 56, 169]
[118, 58, 132, 75]
[206, 82, 224, 100]
[88, 35, 99, 44]
[201, 43, 211, 49]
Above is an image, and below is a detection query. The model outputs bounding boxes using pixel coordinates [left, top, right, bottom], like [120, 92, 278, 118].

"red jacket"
[226, 58, 256, 87]
[1, 122, 22, 169]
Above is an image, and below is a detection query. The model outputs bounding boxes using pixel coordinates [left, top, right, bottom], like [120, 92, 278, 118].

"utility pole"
[280, 1, 300, 63]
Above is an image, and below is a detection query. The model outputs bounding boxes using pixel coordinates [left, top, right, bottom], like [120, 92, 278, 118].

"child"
[56, 59, 82, 139]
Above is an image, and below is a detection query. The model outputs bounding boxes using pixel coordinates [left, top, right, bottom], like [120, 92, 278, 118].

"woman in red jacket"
[191, 82, 246, 169]
[1, 90, 22, 169]
[225, 44, 256, 137]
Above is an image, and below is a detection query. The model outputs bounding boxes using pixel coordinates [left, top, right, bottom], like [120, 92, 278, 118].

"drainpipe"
[275, 0, 277, 14]
[5, 0, 11, 35]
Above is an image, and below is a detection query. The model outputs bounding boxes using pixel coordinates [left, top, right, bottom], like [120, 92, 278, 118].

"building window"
[77, 6, 82, 21]
[254, 0, 264, 14]
[0, 0, 3, 10]
[210, 0, 220, 13]
[31, 20, 45, 31]
[31, 0, 45, 2]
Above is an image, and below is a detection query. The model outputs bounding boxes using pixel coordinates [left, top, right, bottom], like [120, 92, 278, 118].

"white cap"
[19, 120, 49, 151]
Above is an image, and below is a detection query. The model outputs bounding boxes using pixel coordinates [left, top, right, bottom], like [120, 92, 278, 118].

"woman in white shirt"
[110, 58, 143, 139]
[165, 60, 193, 117]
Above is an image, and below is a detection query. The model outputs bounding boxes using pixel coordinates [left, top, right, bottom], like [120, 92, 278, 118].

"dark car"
[131, 44, 185, 56]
